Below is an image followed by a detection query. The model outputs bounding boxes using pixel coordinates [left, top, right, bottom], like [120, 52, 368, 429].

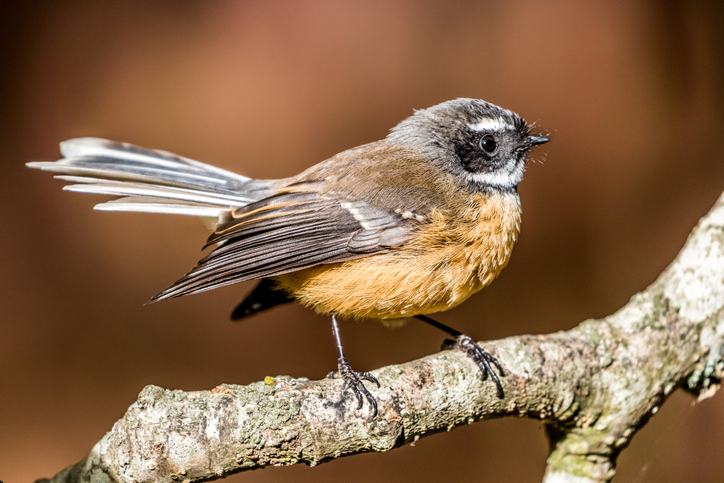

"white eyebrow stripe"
[468, 117, 512, 132]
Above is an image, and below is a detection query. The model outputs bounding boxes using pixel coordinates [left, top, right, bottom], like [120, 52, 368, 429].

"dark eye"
[479, 134, 498, 154]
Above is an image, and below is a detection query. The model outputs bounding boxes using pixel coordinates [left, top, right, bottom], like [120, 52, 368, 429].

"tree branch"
[41, 191, 724, 483]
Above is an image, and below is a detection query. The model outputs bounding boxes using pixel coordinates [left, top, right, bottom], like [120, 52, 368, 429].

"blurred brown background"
[2, 1, 724, 481]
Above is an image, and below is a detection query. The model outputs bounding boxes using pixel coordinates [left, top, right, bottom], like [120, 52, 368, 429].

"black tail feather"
[231, 279, 293, 320]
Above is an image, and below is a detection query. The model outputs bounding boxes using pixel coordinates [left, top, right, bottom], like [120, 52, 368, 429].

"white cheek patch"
[465, 160, 524, 189]
[467, 117, 513, 132]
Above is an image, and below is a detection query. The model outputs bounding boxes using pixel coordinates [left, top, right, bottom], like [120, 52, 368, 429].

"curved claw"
[453, 334, 506, 398]
[359, 372, 380, 387]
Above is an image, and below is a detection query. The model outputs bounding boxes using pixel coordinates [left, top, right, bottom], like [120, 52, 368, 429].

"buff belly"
[273, 192, 522, 320]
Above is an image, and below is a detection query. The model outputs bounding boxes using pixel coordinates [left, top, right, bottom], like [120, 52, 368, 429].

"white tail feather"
[59, 137, 251, 183]
[60, 178, 250, 207]
[95, 199, 226, 217]
[27, 138, 264, 217]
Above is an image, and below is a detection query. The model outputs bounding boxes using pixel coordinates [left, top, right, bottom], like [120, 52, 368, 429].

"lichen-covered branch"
[41, 192, 724, 483]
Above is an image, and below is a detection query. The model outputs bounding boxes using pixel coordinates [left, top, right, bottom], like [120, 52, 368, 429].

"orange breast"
[273, 191, 522, 320]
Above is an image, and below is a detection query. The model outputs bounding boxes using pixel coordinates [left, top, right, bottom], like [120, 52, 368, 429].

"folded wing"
[152, 189, 418, 300]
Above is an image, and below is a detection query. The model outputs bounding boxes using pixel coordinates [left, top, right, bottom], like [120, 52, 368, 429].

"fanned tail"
[27, 138, 272, 219]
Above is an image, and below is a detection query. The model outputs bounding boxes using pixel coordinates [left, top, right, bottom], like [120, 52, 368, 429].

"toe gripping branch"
[416, 315, 505, 398]
[337, 356, 380, 416]
[331, 315, 380, 416]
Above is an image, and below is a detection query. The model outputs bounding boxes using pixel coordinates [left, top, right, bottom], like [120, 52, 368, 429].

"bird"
[27, 98, 548, 416]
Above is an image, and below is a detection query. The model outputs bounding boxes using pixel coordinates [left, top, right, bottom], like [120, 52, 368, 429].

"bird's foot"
[337, 357, 380, 416]
[444, 334, 505, 398]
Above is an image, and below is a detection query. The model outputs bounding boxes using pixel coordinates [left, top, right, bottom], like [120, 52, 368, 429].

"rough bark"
[40, 191, 724, 483]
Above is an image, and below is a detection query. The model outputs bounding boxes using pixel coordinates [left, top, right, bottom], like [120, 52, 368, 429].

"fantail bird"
[28, 98, 548, 415]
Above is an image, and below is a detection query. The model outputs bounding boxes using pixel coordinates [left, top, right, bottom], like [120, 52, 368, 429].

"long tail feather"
[27, 138, 270, 218]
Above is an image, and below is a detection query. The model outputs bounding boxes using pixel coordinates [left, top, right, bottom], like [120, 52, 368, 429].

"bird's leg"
[330, 314, 380, 416]
[415, 314, 505, 398]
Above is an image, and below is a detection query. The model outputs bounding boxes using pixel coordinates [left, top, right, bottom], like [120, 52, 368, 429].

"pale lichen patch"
[664, 200, 724, 323]
[497, 337, 541, 377]
[205, 415, 220, 440]
[607, 294, 655, 333]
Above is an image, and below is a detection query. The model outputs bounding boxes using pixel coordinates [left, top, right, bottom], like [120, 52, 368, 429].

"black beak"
[525, 135, 550, 147]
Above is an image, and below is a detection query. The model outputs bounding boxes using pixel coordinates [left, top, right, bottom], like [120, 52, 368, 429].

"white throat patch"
[465, 159, 524, 189]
